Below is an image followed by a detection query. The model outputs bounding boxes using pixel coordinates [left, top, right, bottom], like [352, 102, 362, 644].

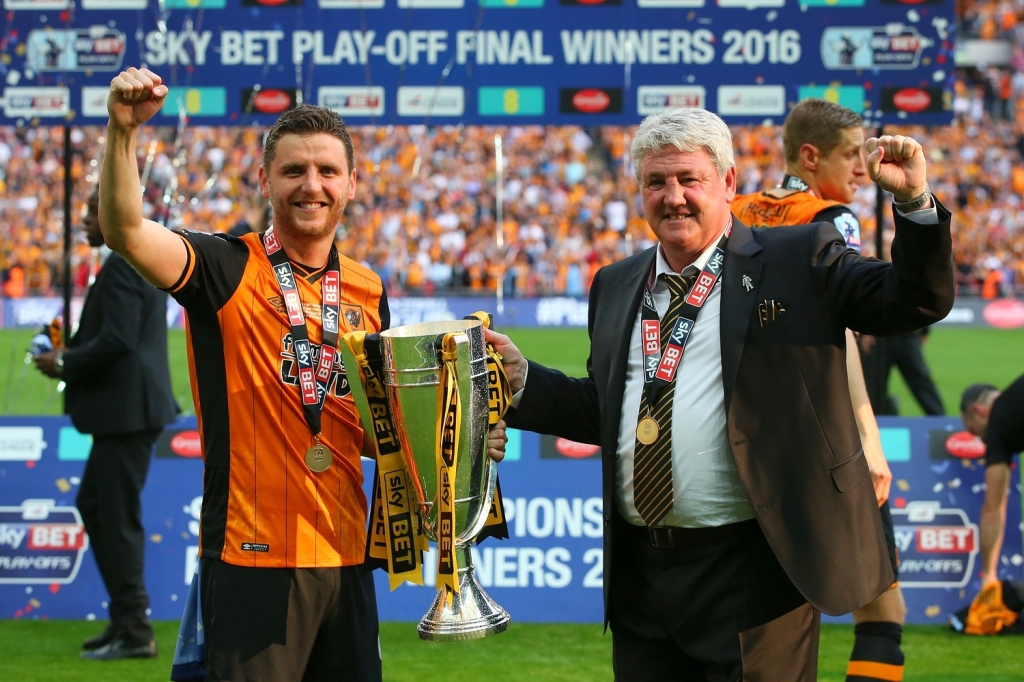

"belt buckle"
[647, 526, 673, 549]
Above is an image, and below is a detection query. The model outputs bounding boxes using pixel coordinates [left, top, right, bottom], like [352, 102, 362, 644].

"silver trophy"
[343, 319, 510, 641]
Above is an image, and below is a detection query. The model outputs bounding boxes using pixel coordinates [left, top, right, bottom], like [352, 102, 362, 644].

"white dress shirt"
[615, 226, 755, 529]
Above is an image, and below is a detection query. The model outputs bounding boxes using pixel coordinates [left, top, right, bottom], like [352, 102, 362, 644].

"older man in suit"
[34, 189, 178, 660]
[487, 108, 953, 680]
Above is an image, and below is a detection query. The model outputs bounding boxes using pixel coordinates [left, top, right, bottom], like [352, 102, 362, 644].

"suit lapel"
[601, 249, 653, 450]
[720, 220, 762, 412]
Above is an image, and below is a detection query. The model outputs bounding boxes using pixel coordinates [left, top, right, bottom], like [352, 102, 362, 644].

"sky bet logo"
[0, 500, 89, 584]
[891, 501, 978, 588]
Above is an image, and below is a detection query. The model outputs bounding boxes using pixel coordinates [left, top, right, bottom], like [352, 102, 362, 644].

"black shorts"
[879, 501, 900, 583]
[200, 558, 382, 682]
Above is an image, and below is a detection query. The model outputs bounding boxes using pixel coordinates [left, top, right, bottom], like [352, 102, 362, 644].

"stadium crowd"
[1, 72, 1022, 299]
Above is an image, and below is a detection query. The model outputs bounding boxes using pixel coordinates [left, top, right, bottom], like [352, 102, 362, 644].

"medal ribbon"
[342, 331, 426, 590]
[263, 228, 341, 439]
[435, 334, 462, 604]
[639, 224, 731, 405]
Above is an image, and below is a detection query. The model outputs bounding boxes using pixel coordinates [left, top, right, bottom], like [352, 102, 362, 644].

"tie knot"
[663, 266, 700, 298]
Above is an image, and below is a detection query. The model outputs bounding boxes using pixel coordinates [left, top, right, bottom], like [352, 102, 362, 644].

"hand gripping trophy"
[341, 313, 512, 641]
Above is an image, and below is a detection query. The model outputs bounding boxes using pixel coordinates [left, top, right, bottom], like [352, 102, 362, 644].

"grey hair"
[631, 108, 734, 182]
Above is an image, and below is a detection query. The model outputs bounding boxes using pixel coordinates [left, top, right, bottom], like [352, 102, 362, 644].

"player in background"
[733, 98, 909, 682]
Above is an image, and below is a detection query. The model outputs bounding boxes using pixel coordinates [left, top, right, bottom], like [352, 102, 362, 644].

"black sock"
[846, 621, 904, 681]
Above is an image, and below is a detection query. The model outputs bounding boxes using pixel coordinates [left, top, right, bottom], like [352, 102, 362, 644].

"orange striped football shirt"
[167, 230, 389, 568]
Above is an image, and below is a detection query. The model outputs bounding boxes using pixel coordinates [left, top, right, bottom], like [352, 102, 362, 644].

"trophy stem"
[417, 545, 511, 642]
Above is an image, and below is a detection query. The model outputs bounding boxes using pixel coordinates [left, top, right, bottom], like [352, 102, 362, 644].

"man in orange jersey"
[732, 98, 908, 682]
[100, 67, 507, 682]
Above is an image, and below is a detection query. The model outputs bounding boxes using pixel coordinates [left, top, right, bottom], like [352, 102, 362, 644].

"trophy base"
[417, 567, 511, 642]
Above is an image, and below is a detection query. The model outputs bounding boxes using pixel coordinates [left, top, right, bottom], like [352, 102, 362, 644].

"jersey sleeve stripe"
[165, 233, 197, 294]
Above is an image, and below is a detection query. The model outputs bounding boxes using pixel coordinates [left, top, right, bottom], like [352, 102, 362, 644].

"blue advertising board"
[0, 0, 956, 126]
[0, 415, 1019, 626]
[6, 294, 1023, 330]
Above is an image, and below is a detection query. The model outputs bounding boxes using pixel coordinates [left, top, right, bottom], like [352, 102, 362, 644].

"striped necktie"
[632, 267, 699, 527]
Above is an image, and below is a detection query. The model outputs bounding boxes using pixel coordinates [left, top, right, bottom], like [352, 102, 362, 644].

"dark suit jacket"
[509, 205, 954, 619]
[63, 253, 178, 436]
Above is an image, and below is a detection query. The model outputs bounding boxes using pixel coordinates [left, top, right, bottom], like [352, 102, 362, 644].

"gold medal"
[305, 443, 331, 473]
[636, 416, 659, 445]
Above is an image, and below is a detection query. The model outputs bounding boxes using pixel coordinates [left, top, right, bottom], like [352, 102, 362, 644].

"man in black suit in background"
[34, 189, 178, 660]
[487, 109, 954, 680]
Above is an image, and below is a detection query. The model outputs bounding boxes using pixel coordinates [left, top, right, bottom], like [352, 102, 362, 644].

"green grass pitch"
[1, 326, 1022, 679]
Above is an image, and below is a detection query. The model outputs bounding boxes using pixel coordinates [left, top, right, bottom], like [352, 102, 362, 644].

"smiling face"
[813, 126, 866, 205]
[258, 132, 356, 244]
[641, 145, 736, 272]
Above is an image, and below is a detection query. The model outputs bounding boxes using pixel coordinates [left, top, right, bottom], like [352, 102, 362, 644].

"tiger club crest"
[343, 305, 363, 330]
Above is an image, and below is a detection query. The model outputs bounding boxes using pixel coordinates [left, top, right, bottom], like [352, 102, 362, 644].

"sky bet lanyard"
[263, 228, 342, 473]
[636, 224, 731, 444]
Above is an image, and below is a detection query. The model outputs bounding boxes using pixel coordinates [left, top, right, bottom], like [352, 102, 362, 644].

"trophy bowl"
[378, 319, 510, 641]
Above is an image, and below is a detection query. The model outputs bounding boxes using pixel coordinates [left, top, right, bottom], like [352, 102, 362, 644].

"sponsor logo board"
[0, 500, 89, 584]
[3, 87, 70, 118]
[797, 85, 865, 113]
[821, 27, 927, 70]
[161, 88, 227, 117]
[161, 0, 227, 6]
[559, 88, 623, 114]
[880, 86, 946, 114]
[716, 85, 785, 116]
[880, 427, 911, 462]
[718, 0, 783, 7]
[242, 88, 298, 115]
[81, 0, 148, 7]
[318, 0, 383, 5]
[479, 0, 544, 5]
[156, 429, 203, 459]
[478, 87, 544, 116]
[388, 298, 456, 326]
[638, 0, 702, 5]
[3, 0, 68, 8]
[982, 299, 1024, 329]
[928, 429, 985, 460]
[241, 0, 302, 5]
[801, 0, 864, 5]
[397, 87, 464, 117]
[637, 86, 706, 115]
[398, 0, 463, 6]
[80, 86, 111, 118]
[0, 427, 47, 461]
[28, 29, 126, 72]
[540, 435, 601, 459]
[892, 502, 978, 588]
[318, 86, 385, 116]
[57, 427, 92, 461]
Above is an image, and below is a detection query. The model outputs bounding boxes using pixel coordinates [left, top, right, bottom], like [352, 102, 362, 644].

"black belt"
[643, 518, 759, 549]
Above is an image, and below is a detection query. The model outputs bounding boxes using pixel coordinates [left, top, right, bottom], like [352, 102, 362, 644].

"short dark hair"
[959, 383, 998, 415]
[782, 99, 863, 165]
[263, 105, 354, 174]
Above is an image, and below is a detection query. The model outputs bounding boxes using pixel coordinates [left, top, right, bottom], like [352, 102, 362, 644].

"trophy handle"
[460, 457, 496, 544]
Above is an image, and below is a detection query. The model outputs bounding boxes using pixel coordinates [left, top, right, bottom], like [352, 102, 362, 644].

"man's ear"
[798, 143, 821, 171]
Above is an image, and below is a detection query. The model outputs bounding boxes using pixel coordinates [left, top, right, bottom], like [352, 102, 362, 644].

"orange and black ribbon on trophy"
[345, 331, 428, 591]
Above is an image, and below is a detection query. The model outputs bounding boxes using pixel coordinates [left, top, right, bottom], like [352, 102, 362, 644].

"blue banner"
[0, 415, 1019, 625]
[0, 0, 956, 126]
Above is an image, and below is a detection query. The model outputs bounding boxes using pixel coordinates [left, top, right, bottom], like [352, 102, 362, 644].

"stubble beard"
[270, 194, 346, 243]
